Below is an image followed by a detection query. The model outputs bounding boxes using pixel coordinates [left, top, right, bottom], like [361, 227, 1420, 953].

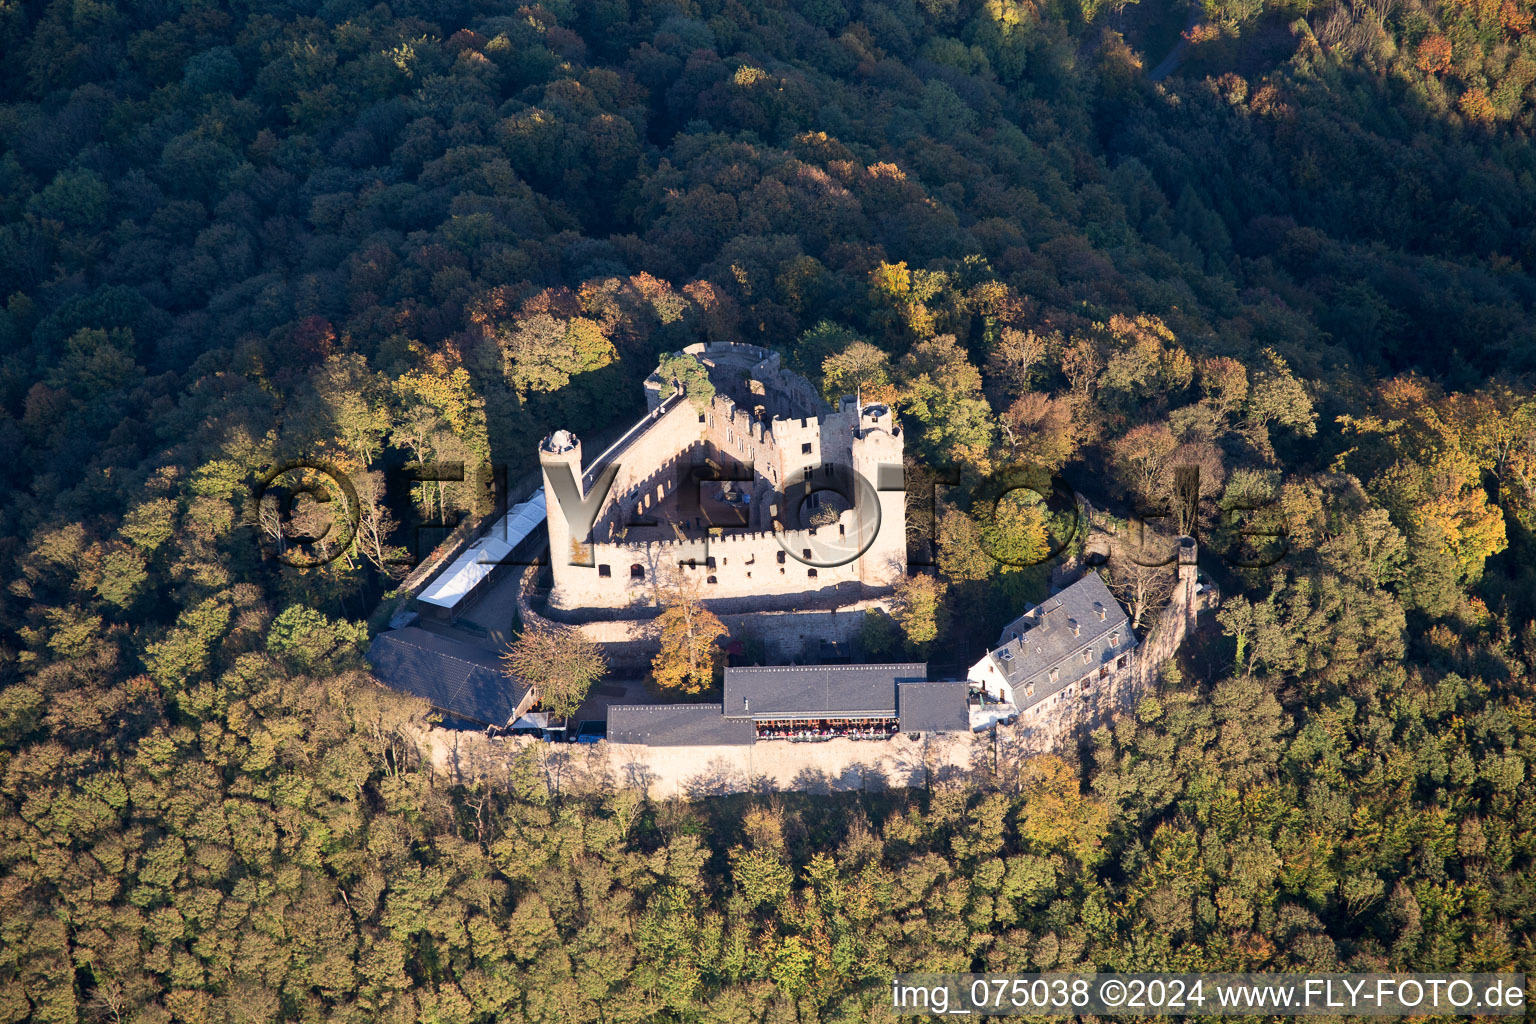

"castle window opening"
[630, 564, 645, 580]
[807, 568, 818, 578]
[777, 551, 786, 563]
[707, 575, 717, 584]
[801, 442, 812, 454]
[1116, 655, 1127, 669]
[706, 556, 716, 569]
[1099, 666, 1108, 679]
[598, 564, 611, 578]
[802, 548, 811, 559]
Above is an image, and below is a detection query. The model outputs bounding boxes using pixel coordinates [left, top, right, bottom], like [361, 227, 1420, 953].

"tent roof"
[417, 491, 546, 609]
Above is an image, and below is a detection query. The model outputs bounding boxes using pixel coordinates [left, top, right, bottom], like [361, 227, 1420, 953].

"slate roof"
[366, 627, 529, 728]
[723, 662, 926, 720]
[898, 681, 972, 733]
[606, 704, 755, 746]
[980, 573, 1133, 699]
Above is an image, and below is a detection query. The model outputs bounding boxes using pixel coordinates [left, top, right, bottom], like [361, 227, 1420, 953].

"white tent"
[417, 490, 547, 610]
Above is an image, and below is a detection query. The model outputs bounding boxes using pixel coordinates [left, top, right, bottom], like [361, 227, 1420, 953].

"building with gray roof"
[723, 662, 926, 721]
[598, 662, 972, 744]
[898, 681, 972, 734]
[607, 704, 755, 746]
[366, 627, 535, 730]
[966, 572, 1136, 713]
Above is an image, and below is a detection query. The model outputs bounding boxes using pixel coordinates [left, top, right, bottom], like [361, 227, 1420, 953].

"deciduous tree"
[651, 571, 728, 693]
[502, 620, 608, 719]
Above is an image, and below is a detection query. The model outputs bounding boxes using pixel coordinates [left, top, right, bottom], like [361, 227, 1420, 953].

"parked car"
[507, 711, 566, 742]
[573, 720, 606, 744]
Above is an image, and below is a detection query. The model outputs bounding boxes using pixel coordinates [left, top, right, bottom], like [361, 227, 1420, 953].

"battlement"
[543, 429, 579, 454]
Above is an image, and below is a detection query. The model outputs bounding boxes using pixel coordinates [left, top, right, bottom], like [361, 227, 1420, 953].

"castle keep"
[540, 342, 907, 611]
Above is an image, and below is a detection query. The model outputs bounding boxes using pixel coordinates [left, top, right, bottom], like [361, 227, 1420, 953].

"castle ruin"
[539, 343, 907, 613]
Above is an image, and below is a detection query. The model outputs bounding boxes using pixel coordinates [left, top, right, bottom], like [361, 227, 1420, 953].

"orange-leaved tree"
[650, 569, 729, 693]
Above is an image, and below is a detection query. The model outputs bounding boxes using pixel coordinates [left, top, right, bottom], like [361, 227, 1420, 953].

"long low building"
[607, 663, 972, 746]
[724, 662, 920, 740]
[414, 490, 548, 618]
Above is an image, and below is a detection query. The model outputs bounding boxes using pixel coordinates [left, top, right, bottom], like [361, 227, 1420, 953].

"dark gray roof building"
[898, 681, 972, 733]
[723, 662, 927, 720]
[367, 627, 533, 729]
[968, 572, 1135, 711]
[607, 704, 755, 746]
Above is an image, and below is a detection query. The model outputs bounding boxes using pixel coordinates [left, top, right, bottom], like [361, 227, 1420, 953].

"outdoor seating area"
[754, 718, 901, 741]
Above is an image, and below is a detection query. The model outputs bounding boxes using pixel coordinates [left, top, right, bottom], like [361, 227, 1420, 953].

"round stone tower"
[540, 429, 584, 607]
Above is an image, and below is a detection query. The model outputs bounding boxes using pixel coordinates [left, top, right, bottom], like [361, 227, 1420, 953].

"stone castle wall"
[515, 562, 893, 667]
[413, 723, 983, 800]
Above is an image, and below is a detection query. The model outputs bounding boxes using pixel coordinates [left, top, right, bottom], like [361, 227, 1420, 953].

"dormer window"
[1082, 649, 1092, 665]
[1049, 668, 1059, 682]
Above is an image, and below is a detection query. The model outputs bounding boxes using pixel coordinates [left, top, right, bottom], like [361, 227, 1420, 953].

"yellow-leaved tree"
[650, 570, 729, 694]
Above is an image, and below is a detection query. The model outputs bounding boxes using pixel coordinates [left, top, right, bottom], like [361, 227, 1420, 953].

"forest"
[1, 0, 1535, 1019]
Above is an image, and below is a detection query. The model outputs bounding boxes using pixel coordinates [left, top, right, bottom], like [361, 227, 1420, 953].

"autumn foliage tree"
[650, 571, 729, 693]
[502, 620, 608, 720]
[890, 572, 947, 652]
